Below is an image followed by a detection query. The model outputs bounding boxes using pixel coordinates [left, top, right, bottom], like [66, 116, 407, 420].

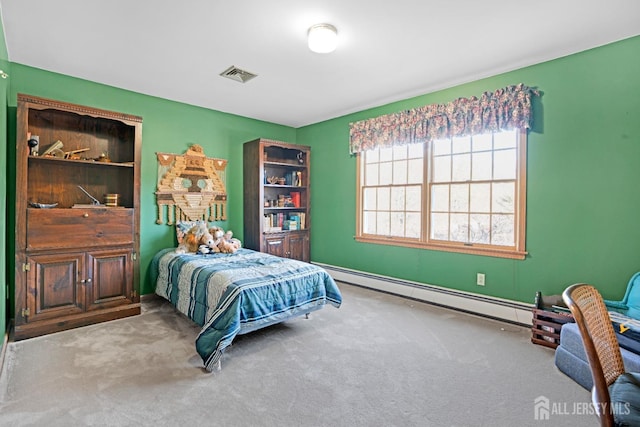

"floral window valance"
[349, 83, 540, 154]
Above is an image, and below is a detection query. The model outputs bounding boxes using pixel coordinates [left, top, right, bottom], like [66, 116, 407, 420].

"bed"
[150, 247, 342, 371]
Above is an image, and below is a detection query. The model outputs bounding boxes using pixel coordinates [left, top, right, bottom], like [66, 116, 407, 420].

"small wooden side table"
[531, 308, 575, 349]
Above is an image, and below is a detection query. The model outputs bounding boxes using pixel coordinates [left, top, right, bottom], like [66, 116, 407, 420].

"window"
[356, 129, 527, 259]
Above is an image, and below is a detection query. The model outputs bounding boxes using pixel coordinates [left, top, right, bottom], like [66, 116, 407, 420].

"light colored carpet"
[0, 282, 593, 426]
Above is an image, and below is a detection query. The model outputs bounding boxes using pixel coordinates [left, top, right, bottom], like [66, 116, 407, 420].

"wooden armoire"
[13, 94, 142, 340]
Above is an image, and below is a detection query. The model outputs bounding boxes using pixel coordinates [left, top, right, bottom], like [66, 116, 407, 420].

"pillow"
[609, 372, 640, 425]
[176, 220, 207, 244]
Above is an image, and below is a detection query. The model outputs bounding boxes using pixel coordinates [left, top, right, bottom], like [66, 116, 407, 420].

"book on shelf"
[263, 213, 285, 230]
[290, 191, 300, 207]
[283, 220, 297, 230]
[263, 212, 306, 231]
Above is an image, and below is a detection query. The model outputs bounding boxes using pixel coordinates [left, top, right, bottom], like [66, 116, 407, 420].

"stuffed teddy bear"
[217, 239, 236, 254]
[196, 227, 216, 254]
[224, 230, 242, 252]
[203, 227, 242, 254]
[177, 224, 242, 254]
[176, 222, 211, 254]
[215, 230, 241, 254]
[206, 226, 224, 253]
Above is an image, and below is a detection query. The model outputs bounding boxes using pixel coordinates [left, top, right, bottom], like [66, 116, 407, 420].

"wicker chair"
[562, 284, 640, 426]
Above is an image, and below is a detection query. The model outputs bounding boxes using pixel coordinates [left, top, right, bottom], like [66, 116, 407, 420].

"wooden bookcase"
[243, 139, 310, 262]
[13, 94, 142, 340]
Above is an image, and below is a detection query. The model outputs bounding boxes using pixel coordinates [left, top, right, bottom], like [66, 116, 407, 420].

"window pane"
[393, 159, 407, 184]
[469, 183, 490, 213]
[377, 211, 390, 236]
[431, 185, 449, 212]
[390, 212, 405, 237]
[432, 139, 451, 155]
[408, 143, 423, 158]
[491, 214, 514, 246]
[362, 148, 380, 163]
[431, 212, 449, 240]
[450, 213, 468, 242]
[450, 184, 469, 213]
[494, 149, 516, 180]
[452, 153, 471, 182]
[379, 147, 393, 162]
[390, 187, 405, 211]
[377, 187, 390, 210]
[406, 186, 422, 211]
[363, 187, 377, 210]
[379, 162, 392, 185]
[470, 214, 490, 244]
[363, 211, 376, 234]
[407, 158, 423, 184]
[365, 163, 378, 186]
[472, 133, 492, 152]
[471, 151, 492, 181]
[393, 145, 407, 160]
[406, 212, 421, 238]
[432, 156, 451, 182]
[452, 136, 471, 154]
[365, 149, 379, 164]
[494, 130, 517, 149]
[492, 182, 514, 213]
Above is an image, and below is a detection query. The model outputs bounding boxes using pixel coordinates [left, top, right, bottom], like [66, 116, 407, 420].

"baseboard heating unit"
[315, 263, 533, 326]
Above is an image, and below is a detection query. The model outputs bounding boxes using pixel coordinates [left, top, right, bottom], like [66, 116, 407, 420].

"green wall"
[6, 64, 296, 298]
[298, 35, 640, 303]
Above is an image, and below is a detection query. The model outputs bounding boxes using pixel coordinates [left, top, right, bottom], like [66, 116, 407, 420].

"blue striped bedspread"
[151, 248, 342, 371]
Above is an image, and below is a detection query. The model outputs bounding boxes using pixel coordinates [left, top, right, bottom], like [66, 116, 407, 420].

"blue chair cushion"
[609, 372, 640, 426]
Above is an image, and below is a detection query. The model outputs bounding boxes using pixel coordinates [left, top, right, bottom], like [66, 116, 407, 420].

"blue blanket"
[151, 248, 342, 371]
[609, 311, 640, 355]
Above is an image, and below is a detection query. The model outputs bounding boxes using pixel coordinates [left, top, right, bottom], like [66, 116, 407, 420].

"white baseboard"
[315, 263, 534, 326]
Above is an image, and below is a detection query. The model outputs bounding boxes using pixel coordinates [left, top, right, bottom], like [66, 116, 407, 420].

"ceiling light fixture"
[307, 23, 338, 54]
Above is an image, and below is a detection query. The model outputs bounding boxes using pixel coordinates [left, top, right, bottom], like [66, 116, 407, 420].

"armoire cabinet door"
[288, 233, 309, 261]
[86, 248, 134, 311]
[264, 235, 287, 258]
[25, 252, 85, 323]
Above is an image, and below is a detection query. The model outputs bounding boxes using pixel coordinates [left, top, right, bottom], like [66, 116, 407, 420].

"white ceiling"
[1, 1, 639, 128]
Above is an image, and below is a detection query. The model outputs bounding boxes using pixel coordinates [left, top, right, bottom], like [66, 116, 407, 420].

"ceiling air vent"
[219, 65, 258, 83]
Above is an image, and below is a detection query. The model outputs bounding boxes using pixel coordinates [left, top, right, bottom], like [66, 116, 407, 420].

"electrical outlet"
[476, 273, 485, 286]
